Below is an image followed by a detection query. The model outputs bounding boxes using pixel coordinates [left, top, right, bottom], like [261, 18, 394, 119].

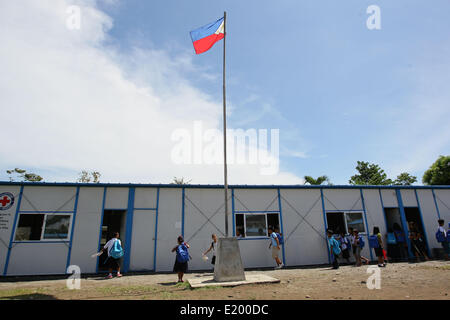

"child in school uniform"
[372, 226, 386, 267]
[339, 231, 351, 264]
[172, 236, 190, 283]
[203, 234, 218, 266]
[327, 229, 341, 269]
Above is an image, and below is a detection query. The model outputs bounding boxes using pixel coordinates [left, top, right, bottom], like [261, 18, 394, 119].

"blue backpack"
[436, 229, 446, 243]
[176, 244, 190, 263]
[394, 230, 405, 243]
[110, 239, 124, 259]
[358, 236, 365, 249]
[369, 235, 380, 248]
[276, 233, 284, 245]
[387, 233, 397, 245]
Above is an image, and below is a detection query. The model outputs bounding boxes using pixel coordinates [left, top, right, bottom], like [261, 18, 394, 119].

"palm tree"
[303, 175, 331, 185]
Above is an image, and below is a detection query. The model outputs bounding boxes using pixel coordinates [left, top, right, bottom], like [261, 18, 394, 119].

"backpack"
[436, 229, 446, 243]
[176, 244, 190, 263]
[358, 236, 365, 249]
[276, 232, 284, 245]
[394, 230, 405, 243]
[369, 235, 380, 249]
[387, 232, 397, 245]
[110, 239, 124, 259]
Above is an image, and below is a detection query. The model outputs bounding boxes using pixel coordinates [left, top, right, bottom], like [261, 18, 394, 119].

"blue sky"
[1, 0, 449, 184]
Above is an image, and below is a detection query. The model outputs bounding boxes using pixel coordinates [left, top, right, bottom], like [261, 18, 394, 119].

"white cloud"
[0, 0, 303, 185]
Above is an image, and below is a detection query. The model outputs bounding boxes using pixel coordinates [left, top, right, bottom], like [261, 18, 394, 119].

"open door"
[98, 210, 127, 271]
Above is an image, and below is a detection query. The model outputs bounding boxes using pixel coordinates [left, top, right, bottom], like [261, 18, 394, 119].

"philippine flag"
[190, 17, 225, 54]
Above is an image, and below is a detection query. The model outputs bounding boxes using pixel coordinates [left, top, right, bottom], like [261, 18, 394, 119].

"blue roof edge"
[0, 181, 449, 190]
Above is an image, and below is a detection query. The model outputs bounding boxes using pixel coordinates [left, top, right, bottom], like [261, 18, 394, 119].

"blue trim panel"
[3, 186, 24, 276]
[395, 189, 414, 259]
[123, 187, 135, 273]
[360, 189, 374, 261]
[18, 211, 75, 214]
[277, 188, 286, 266]
[414, 189, 431, 257]
[320, 188, 331, 264]
[153, 187, 160, 271]
[66, 187, 80, 270]
[96, 187, 107, 273]
[1, 181, 449, 190]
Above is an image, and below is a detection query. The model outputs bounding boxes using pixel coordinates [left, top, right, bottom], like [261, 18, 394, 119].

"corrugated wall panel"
[69, 187, 104, 274]
[155, 188, 183, 272]
[380, 189, 398, 208]
[130, 210, 155, 271]
[8, 243, 68, 275]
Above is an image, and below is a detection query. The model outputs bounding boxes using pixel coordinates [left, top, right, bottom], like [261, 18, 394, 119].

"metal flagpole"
[222, 11, 229, 237]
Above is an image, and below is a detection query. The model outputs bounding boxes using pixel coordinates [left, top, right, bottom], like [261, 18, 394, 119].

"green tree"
[77, 170, 101, 183]
[303, 175, 331, 185]
[172, 177, 191, 185]
[422, 155, 450, 185]
[6, 168, 43, 182]
[393, 172, 417, 186]
[349, 161, 392, 185]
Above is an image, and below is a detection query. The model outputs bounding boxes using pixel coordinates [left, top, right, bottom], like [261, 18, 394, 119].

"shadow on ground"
[1, 293, 58, 300]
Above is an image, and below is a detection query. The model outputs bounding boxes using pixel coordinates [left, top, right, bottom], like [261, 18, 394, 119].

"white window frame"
[14, 213, 73, 242]
[236, 212, 280, 238]
[326, 211, 366, 235]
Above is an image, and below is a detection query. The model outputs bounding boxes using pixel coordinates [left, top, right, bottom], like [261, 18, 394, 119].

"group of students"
[101, 219, 450, 281]
[327, 227, 372, 269]
[327, 218, 450, 270]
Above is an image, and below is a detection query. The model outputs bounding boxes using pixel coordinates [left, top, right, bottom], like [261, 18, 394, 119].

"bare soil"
[0, 260, 449, 300]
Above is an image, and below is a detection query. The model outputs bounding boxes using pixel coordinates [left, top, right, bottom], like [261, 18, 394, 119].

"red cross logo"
[0, 193, 14, 210]
[0, 196, 10, 207]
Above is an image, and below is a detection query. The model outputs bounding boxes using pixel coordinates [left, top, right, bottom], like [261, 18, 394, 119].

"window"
[235, 213, 280, 238]
[43, 215, 71, 239]
[326, 212, 365, 235]
[15, 214, 45, 241]
[15, 213, 72, 241]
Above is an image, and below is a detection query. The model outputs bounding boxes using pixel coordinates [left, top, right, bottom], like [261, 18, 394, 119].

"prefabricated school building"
[0, 182, 449, 276]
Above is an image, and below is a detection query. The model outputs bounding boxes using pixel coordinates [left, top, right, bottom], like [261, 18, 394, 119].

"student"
[268, 226, 283, 269]
[436, 219, 450, 260]
[172, 236, 190, 283]
[393, 223, 408, 261]
[103, 232, 123, 279]
[372, 226, 386, 267]
[327, 229, 341, 269]
[353, 230, 369, 266]
[339, 231, 351, 264]
[203, 234, 218, 266]
[408, 221, 430, 262]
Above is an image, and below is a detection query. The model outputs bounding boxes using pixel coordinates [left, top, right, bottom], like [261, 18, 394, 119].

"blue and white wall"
[0, 182, 448, 276]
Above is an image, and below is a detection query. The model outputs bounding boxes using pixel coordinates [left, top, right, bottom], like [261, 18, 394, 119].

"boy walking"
[103, 232, 123, 279]
[327, 229, 341, 269]
[268, 227, 283, 269]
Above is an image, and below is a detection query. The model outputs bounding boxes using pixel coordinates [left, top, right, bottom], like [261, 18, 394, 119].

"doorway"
[98, 210, 127, 271]
[404, 207, 429, 256]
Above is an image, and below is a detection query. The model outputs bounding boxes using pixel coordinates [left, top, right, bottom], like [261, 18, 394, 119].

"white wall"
[69, 187, 104, 274]
[0, 185, 21, 274]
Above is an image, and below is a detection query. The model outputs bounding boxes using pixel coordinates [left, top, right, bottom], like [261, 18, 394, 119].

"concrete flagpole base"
[213, 237, 246, 282]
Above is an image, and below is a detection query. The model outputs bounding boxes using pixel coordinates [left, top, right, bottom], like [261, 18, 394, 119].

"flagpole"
[222, 11, 229, 238]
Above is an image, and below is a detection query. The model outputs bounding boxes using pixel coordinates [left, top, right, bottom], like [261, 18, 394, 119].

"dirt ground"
[0, 260, 449, 300]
